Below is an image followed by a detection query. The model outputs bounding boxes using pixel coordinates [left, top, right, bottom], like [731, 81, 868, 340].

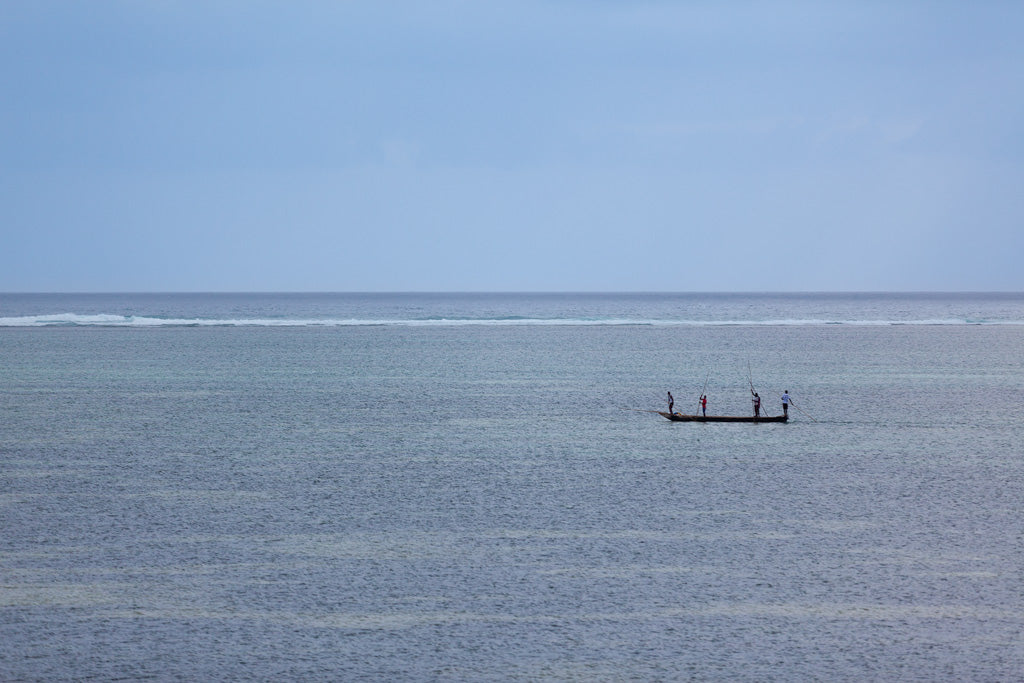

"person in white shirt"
[781, 391, 791, 417]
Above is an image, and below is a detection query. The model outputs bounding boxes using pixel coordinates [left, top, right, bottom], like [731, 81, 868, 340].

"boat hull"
[658, 411, 788, 423]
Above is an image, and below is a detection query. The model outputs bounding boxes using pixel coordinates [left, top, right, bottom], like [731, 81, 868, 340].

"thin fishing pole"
[697, 370, 710, 416]
[791, 400, 818, 422]
[747, 362, 773, 417]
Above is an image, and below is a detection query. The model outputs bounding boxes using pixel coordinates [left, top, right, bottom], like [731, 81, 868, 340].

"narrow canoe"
[658, 411, 788, 423]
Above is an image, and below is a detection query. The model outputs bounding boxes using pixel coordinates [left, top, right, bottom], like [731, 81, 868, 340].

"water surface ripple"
[1, 294, 1023, 680]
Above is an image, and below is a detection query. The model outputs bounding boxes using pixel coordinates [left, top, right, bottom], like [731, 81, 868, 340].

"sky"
[2, 1, 1022, 292]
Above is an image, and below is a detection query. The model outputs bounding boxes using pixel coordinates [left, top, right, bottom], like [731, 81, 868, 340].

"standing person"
[781, 390, 790, 417]
[751, 390, 761, 417]
[667, 391, 674, 415]
[700, 394, 707, 417]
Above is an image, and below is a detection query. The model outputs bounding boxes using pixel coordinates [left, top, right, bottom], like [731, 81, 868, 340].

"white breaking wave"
[0, 313, 1019, 327]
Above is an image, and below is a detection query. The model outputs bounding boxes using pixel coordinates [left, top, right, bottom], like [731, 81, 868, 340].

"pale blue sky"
[2, 1, 1022, 291]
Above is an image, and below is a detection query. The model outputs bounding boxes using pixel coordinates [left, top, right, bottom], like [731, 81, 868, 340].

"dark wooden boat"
[658, 411, 788, 423]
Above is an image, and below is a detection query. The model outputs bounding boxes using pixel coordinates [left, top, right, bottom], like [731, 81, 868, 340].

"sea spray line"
[1, 314, 1022, 328]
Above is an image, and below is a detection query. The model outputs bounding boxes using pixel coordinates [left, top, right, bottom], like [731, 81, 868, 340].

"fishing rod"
[746, 362, 760, 402]
[747, 361, 772, 417]
[697, 370, 710, 416]
[790, 399, 819, 422]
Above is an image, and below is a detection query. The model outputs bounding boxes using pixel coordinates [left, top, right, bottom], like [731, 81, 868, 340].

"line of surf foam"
[1, 314, 1021, 327]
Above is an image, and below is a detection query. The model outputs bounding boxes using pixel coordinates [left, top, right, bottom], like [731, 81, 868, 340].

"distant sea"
[2, 292, 1023, 680]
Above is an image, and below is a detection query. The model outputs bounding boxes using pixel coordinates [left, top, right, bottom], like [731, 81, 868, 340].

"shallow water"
[2, 294, 1023, 680]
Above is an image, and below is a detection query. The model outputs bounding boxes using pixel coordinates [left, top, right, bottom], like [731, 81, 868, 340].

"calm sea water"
[2, 293, 1023, 680]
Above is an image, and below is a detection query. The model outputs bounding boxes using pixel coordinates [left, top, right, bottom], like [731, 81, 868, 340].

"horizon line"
[3, 289, 1023, 296]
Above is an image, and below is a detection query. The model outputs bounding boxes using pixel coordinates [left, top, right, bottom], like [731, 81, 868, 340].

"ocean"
[2, 292, 1023, 680]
